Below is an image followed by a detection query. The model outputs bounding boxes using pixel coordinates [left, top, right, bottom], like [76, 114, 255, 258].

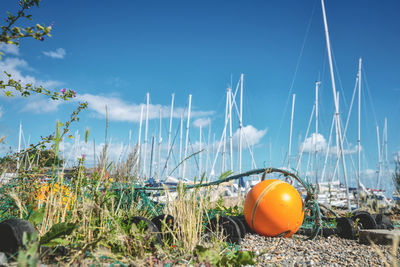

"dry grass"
[165, 184, 212, 251]
[369, 234, 399, 267]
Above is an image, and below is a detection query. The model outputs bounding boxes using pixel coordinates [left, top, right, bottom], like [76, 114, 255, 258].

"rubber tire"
[151, 214, 174, 232]
[373, 214, 394, 230]
[353, 213, 377, 230]
[0, 218, 36, 255]
[234, 214, 255, 234]
[127, 216, 162, 246]
[229, 216, 246, 238]
[336, 217, 356, 239]
[207, 215, 241, 244]
[151, 214, 174, 244]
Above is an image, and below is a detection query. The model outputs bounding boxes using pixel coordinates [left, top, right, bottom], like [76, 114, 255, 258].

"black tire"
[229, 216, 246, 238]
[151, 214, 174, 244]
[127, 216, 162, 246]
[234, 214, 254, 234]
[206, 215, 242, 244]
[0, 218, 36, 255]
[353, 213, 377, 230]
[373, 214, 394, 230]
[351, 210, 371, 217]
[151, 214, 174, 232]
[336, 217, 356, 239]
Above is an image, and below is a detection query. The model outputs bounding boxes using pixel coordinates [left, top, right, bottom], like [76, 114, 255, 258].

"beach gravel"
[240, 233, 400, 266]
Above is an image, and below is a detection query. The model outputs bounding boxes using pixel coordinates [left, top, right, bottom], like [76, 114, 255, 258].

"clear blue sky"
[1, 0, 399, 193]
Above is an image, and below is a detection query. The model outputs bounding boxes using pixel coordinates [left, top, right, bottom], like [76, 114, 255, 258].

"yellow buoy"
[244, 179, 304, 237]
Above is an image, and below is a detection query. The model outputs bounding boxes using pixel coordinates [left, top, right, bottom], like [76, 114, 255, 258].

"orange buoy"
[244, 179, 304, 237]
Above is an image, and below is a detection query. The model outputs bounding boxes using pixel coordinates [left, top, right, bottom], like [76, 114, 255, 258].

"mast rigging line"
[160, 116, 181, 178]
[274, 0, 317, 148]
[160, 99, 191, 178]
[131, 167, 323, 240]
[362, 68, 379, 128]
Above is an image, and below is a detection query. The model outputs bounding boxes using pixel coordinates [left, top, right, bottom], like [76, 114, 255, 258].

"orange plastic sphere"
[244, 179, 304, 237]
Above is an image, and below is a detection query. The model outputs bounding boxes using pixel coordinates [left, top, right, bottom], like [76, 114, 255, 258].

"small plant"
[194, 245, 256, 266]
[213, 195, 243, 217]
[17, 232, 39, 267]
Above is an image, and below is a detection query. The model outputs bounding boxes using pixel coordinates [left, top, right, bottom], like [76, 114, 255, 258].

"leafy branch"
[11, 101, 88, 162]
[0, 71, 77, 99]
[0, 0, 51, 46]
[0, 0, 77, 100]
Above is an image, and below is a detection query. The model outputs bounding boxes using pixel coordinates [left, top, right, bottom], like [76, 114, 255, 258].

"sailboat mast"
[357, 58, 362, 207]
[17, 122, 22, 172]
[222, 89, 229, 172]
[376, 125, 382, 189]
[166, 93, 175, 176]
[205, 122, 211, 176]
[158, 108, 162, 180]
[321, 112, 335, 183]
[315, 82, 320, 185]
[199, 125, 202, 179]
[179, 115, 183, 177]
[137, 105, 144, 172]
[238, 73, 244, 191]
[288, 94, 296, 170]
[239, 74, 244, 175]
[384, 118, 388, 177]
[182, 94, 192, 179]
[228, 87, 234, 171]
[149, 136, 155, 178]
[321, 0, 351, 209]
[143, 93, 150, 178]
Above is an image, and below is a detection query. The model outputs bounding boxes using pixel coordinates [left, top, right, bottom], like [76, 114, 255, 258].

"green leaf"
[36, 24, 44, 31]
[26, 242, 39, 256]
[40, 237, 70, 247]
[28, 207, 45, 225]
[236, 251, 255, 265]
[195, 245, 221, 265]
[40, 222, 76, 245]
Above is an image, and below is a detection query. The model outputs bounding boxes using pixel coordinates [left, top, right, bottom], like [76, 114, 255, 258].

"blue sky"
[1, 0, 400, 193]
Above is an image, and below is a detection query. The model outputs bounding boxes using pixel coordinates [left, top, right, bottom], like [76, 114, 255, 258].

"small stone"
[0, 252, 7, 266]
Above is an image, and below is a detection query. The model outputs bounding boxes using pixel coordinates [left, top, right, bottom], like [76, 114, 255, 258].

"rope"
[1, 167, 323, 239]
[130, 167, 322, 240]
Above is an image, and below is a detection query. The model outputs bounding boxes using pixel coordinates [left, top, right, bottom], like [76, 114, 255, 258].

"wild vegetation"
[2, 1, 400, 266]
[0, 1, 255, 265]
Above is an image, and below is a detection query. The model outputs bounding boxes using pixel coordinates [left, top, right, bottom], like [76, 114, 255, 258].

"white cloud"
[193, 118, 211, 128]
[329, 144, 360, 155]
[300, 133, 360, 155]
[0, 43, 20, 56]
[0, 106, 3, 118]
[232, 125, 267, 149]
[22, 95, 62, 113]
[0, 57, 62, 90]
[300, 133, 327, 153]
[362, 169, 377, 180]
[43, 48, 66, 59]
[59, 140, 128, 167]
[75, 93, 214, 122]
[0, 57, 63, 113]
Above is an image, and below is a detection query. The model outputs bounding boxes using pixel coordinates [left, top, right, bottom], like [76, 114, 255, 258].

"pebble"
[240, 233, 400, 266]
[0, 252, 7, 267]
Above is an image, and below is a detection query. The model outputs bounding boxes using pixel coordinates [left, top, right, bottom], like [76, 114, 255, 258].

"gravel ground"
[240, 233, 400, 266]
